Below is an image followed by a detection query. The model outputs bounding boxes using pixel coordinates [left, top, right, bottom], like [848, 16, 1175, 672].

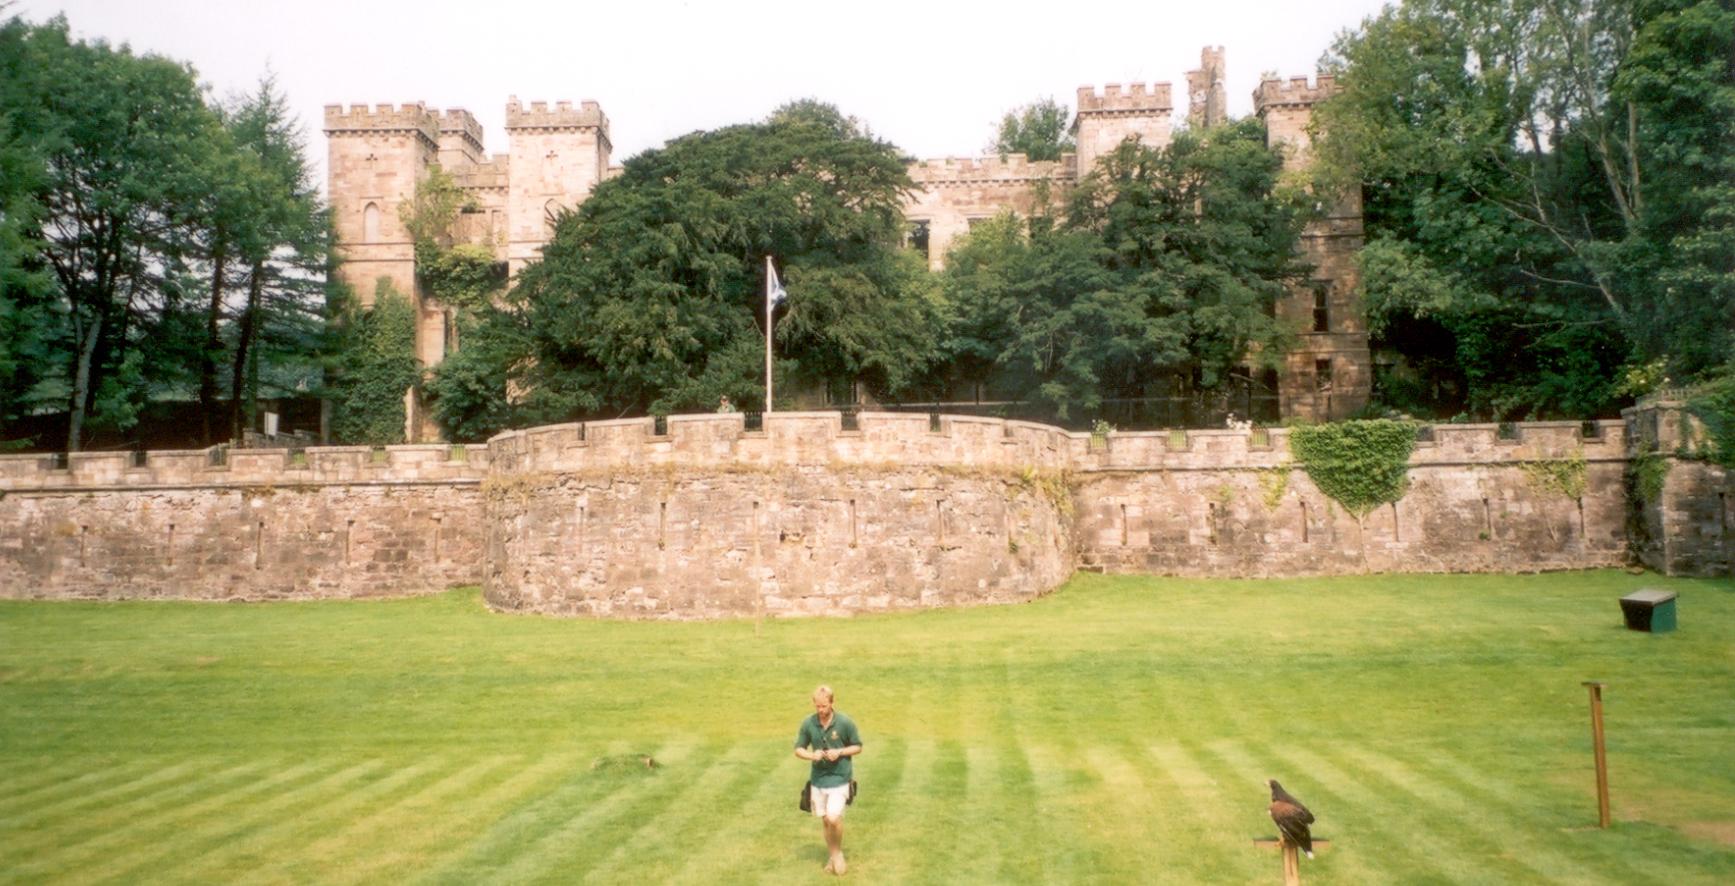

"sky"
[17, 0, 1392, 189]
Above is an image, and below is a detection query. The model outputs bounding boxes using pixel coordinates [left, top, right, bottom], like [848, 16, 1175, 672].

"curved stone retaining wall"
[1, 406, 1725, 615]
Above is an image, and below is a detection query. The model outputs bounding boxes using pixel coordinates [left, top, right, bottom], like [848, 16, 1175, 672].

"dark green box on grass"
[1620, 588, 1677, 633]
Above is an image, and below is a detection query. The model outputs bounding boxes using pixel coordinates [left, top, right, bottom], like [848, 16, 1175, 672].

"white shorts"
[809, 783, 849, 819]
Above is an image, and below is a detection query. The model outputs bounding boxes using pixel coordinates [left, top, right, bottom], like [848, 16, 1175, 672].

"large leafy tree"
[434, 100, 943, 436]
[0, 15, 329, 449]
[0, 26, 54, 441]
[942, 119, 1306, 421]
[0, 15, 219, 450]
[1315, 0, 1734, 418]
[990, 97, 1076, 162]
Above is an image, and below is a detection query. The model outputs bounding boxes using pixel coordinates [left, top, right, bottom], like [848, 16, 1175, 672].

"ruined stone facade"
[3, 403, 1723, 616]
[324, 47, 1369, 433]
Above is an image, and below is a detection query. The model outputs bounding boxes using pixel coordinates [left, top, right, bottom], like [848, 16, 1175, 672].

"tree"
[326, 281, 419, 445]
[1315, 0, 1734, 418]
[217, 76, 328, 442]
[943, 119, 1307, 421]
[990, 98, 1075, 162]
[0, 16, 221, 450]
[441, 100, 944, 428]
[0, 31, 55, 442]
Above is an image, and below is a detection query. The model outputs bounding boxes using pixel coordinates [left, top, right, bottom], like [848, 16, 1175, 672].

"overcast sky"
[18, 0, 1391, 187]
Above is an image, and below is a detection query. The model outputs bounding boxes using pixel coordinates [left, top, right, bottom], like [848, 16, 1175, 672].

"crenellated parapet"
[505, 98, 611, 146]
[1252, 75, 1338, 113]
[323, 103, 440, 147]
[908, 153, 1078, 187]
[438, 109, 485, 154]
[1075, 82, 1174, 117]
[0, 445, 489, 491]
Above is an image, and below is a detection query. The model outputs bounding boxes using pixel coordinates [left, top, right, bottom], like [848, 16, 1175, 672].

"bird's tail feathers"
[1304, 850, 1315, 859]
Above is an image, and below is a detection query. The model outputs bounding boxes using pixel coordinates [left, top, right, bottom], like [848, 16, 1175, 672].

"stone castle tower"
[325, 47, 1367, 434]
[324, 99, 613, 438]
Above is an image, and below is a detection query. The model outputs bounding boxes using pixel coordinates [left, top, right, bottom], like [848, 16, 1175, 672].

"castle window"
[907, 220, 930, 259]
[1312, 283, 1330, 332]
[363, 202, 381, 241]
[1315, 358, 1334, 393]
[543, 199, 562, 232]
[966, 217, 988, 230]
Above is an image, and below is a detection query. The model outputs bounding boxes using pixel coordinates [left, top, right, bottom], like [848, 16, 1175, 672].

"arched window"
[544, 199, 562, 232]
[363, 202, 381, 241]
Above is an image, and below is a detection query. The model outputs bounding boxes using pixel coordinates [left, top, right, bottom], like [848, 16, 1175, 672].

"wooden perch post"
[1252, 837, 1331, 886]
[1583, 680, 1611, 828]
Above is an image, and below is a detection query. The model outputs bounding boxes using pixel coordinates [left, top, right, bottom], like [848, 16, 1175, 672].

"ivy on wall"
[327, 282, 420, 445]
[1287, 420, 1418, 517]
[1518, 449, 1588, 500]
[1630, 450, 1670, 504]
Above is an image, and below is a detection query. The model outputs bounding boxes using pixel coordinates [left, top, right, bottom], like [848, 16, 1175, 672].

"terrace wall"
[0, 408, 1723, 615]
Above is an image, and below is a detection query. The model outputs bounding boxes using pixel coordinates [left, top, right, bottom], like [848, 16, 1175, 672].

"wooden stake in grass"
[1583, 680, 1610, 828]
[1252, 837, 1331, 886]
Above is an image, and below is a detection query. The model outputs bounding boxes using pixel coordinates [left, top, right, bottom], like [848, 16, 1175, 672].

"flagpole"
[764, 256, 774, 414]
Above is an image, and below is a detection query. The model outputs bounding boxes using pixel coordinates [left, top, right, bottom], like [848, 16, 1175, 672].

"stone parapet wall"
[3, 411, 1726, 613]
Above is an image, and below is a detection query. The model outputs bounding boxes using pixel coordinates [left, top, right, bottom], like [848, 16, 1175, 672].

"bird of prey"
[1267, 779, 1316, 858]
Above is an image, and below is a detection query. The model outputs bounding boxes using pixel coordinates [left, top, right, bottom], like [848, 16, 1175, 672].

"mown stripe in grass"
[190, 755, 504, 885]
[558, 741, 773, 883]
[989, 654, 1046, 885]
[1253, 739, 1492, 884]
[1198, 738, 1394, 885]
[839, 736, 936, 883]
[1410, 746, 1730, 885]
[7, 757, 318, 882]
[417, 740, 698, 885]
[0, 756, 130, 815]
[655, 743, 803, 885]
[0, 757, 199, 831]
[85, 757, 388, 884]
[341, 751, 581, 885]
[1333, 743, 1626, 884]
[1018, 741, 1114, 881]
[2, 758, 262, 870]
[1139, 740, 1255, 882]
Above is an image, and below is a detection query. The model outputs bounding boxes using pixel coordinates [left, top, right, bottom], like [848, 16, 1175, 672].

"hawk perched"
[1267, 779, 1316, 858]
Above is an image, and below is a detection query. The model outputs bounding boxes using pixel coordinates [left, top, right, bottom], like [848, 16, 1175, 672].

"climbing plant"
[1518, 449, 1587, 500]
[1287, 420, 1418, 517]
[1630, 451, 1670, 504]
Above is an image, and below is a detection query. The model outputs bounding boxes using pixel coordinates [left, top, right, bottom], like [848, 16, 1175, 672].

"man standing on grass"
[794, 684, 862, 875]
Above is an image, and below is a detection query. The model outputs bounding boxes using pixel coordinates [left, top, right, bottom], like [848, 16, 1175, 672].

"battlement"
[455, 157, 510, 190]
[0, 444, 488, 490]
[1075, 83, 1173, 115]
[1253, 75, 1338, 112]
[505, 97, 610, 136]
[908, 153, 1078, 185]
[438, 109, 485, 151]
[0, 416, 1643, 492]
[323, 103, 440, 142]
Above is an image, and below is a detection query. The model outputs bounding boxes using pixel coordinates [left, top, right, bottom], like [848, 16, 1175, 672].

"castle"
[324, 48, 1368, 438]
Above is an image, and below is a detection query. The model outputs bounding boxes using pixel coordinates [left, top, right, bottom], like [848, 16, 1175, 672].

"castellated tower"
[1072, 82, 1173, 177]
[1254, 75, 1371, 421]
[504, 99, 611, 276]
[1185, 46, 1227, 129]
[323, 103, 439, 309]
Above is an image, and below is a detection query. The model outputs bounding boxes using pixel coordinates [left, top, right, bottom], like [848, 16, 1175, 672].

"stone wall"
[0, 446, 488, 600]
[1626, 400, 1735, 577]
[1076, 422, 1629, 576]
[4, 409, 1726, 615]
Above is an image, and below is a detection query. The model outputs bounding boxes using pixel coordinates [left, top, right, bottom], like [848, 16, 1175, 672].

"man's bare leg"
[824, 816, 845, 873]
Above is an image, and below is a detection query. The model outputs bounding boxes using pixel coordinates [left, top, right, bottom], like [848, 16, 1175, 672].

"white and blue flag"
[766, 258, 787, 311]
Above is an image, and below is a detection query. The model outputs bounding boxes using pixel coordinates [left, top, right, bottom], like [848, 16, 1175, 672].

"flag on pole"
[767, 260, 788, 310]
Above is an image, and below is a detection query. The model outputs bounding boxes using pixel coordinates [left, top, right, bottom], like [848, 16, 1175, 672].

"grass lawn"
[2, 570, 1732, 884]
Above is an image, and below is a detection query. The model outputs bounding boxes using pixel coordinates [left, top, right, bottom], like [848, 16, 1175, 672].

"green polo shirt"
[794, 711, 861, 788]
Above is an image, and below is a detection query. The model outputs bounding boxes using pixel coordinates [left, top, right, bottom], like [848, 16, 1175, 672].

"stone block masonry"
[0, 405, 1725, 616]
